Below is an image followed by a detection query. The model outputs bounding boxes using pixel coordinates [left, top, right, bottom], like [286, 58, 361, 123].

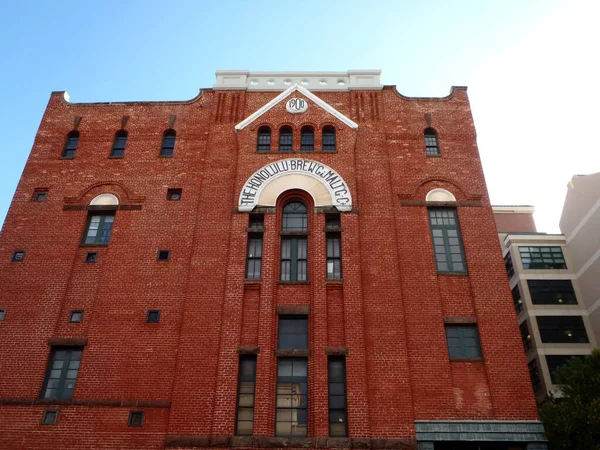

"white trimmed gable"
[234, 84, 358, 131]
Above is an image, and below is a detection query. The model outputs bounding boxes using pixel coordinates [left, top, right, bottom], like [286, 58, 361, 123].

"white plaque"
[286, 98, 308, 114]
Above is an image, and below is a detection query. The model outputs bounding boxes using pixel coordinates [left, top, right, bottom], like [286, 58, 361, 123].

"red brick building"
[0, 71, 547, 450]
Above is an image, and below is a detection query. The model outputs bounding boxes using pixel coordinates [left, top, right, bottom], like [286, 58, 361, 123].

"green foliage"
[540, 348, 600, 450]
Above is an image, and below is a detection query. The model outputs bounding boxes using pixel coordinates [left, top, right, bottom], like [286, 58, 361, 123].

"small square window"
[12, 251, 25, 262]
[146, 310, 160, 323]
[0, 309, 6, 321]
[248, 214, 264, 229]
[325, 213, 341, 229]
[157, 250, 170, 261]
[42, 410, 58, 425]
[85, 252, 98, 263]
[128, 411, 144, 427]
[167, 188, 182, 201]
[69, 310, 84, 323]
[33, 191, 48, 202]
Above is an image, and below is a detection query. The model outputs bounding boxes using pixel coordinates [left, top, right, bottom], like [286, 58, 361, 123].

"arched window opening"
[279, 126, 293, 152]
[424, 128, 440, 156]
[111, 130, 128, 158]
[281, 200, 308, 281]
[301, 126, 314, 152]
[62, 131, 80, 158]
[282, 201, 308, 232]
[322, 126, 336, 152]
[257, 126, 271, 152]
[161, 129, 176, 157]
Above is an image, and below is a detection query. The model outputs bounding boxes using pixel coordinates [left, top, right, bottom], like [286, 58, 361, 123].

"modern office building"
[0, 71, 546, 449]
[493, 206, 597, 404]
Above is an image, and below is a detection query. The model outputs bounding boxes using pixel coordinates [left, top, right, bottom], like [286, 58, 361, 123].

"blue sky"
[1, 0, 598, 232]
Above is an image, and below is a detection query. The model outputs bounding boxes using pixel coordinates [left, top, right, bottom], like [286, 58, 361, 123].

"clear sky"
[1, 0, 598, 232]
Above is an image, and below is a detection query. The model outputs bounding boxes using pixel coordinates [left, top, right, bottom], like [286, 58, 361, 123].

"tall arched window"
[322, 126, 336, 152]
[160, 129, 176, 157]
[281, 200, 308, 281]
[62, 131, 80, 158]
[257, 126, 271, 152]
[424, 128, 440, 156]
[301, 126, 314, 152]
[279, 126, 293, 152]
[111, 130, 128, 158]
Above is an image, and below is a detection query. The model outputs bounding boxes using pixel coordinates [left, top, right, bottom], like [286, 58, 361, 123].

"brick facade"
[0, 73, 543, 449]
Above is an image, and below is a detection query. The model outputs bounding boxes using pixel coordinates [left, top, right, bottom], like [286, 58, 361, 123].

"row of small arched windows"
[257, 125, 336, 153]
[61, 129, 177, 159]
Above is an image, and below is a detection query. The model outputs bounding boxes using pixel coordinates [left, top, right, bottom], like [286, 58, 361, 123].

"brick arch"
[64, 181, 144, 205]
[412, 177, 468, 201]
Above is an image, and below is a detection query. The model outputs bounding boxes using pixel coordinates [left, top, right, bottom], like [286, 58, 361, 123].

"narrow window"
[322, 126, 336, 152]
[41, 347, 83, 400]
[62, 131, 79, 158]
[504, 252, 515, 279]
[281, 201, 308, 282]
[325, 213, 341, 230]
[520, 321, 532, 352]
[69, 310, 84, 323]
[536, 316, 589, 343]
[83, 212, 115, 245]
[0, 309, 6, 321]
[428, 208, 466, 272]
[248, 214, 264, 230]
[146, 310, 160, 323]
[445, 325, 482, 358]
[246, 234, 263, 280]
[528, 359, 541, 392]
[424, 128, 439, 156]
[235, 356, 257, 436]
[512, 285, 523, 314]
[42, 410, 59, 425]
[301, 126, 314, 152]
[110, 130, 128, 157]
[527, 280, 578, 305]
[326, 233, 342, 280]
[278, 316, 308, 350]
[128, 411, 144, 427]
[276, 358, 308, 436]
[279, 126, 293, 152]
[160, 129, 176, 157]
[328, 357, 348, 437]
[519, 246, 567, 269]
[257, 126, 271, 152]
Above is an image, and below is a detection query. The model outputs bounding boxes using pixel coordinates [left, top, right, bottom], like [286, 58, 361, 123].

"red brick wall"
[493, 212, 537, 233]
[0, 85, 538, 449]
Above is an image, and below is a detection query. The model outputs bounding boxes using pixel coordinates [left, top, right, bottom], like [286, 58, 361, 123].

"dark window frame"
[504, 252, 515, 279]
[246, 233, 263, 280]
[512, 285, 523, 315]
[42, 409, 59, 425]
[69, 310, 84, 323]
[300, 126, 314, 152]
[528, 359, 541, 392]
[528, 280, 578, 305]
[519, 246, 567, 270]
[33, 191, 48, 202]
[160, 129, 176, 157]
[428, 208, 467, 273]
[84, 252, 97, 263]
[537, 316, 589, 343]
[521, 321, 533, 352]
[110, 130, 128, 158]
[445, 325, 482, 359]
[0, 308, 6, 321]
[546, 355, 584, 384]
[424, 128, 440, 156]
[328, 357, 348, 437]
[11, 250, 25, 262]
[279, 126, 293, 152]
[275, 358, 308, 437]
[257, 126, 272, 152]
[280, 237, 308, 282]
[40, 347, 83, 400]
[82, 212, 115, 246]
[278, 316, 308, 350]
[167, 188, 182, 201]
[146, 310, 160, 323]
[61, 131, 79, 158]
[157, 250, 171, 261]
[128, 410, 144, 427]
[235, 355, 257, 436]
[326, 232, 342, 280]
[322, 126, 336, 152]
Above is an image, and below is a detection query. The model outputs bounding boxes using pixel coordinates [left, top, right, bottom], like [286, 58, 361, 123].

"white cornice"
[234, 84, 358, 131]
[492, 205, 535, 213]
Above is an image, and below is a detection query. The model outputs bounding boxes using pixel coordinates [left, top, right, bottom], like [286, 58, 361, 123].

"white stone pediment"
[234, 84, 358, 131]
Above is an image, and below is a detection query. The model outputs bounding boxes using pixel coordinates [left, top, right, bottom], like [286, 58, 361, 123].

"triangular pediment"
[234, 84, 358, 131]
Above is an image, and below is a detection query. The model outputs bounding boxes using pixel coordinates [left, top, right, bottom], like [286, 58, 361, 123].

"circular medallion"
[286, 98, 308, 114]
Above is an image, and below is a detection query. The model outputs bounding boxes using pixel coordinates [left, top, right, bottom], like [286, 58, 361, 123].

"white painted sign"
[286, 98, 308, 114]
[238, 158, 352, 212]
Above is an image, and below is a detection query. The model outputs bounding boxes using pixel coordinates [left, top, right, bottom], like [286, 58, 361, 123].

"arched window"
[424, 128, 440, 156]
[281, 200, 308, 281]
[322, 126, 336, 152]
[301, 126, 314, 152]
[111, 130, 128, 158]
[279, 126, 293, 152]
[82, 194, 118, 245]
[160, 129, 176, 157]
[257, 126, 271, 152]
[62, 131, 80, 158]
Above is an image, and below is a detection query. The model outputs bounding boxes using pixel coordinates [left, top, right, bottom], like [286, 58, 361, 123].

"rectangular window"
[428, 208, 466, 272]
[326, 233, 342, 280]
[546, 355, 583, 384]
[328, 357, 348, 437]
[276, 358, 308, 437]
[248, 214, 264, 230]
[520, 321, 532, 352]
[83, 213, 115, 245]
[325, 213, 341, 229]
[528, 280, 578, 305]
[512, 285, 523, 315]
[528, 359, 540, 392]
[519, 246, 567, 270]
[41, 347, 83, 400]
[537, 316, 589, 343]
[504, 252, 515, 279]
[236, 356, 257, 436]
[445, 325, 482, 358]
[280, 237, 307, 281]
[246, 234, 263, 280]
[278, 316, 308, 350]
